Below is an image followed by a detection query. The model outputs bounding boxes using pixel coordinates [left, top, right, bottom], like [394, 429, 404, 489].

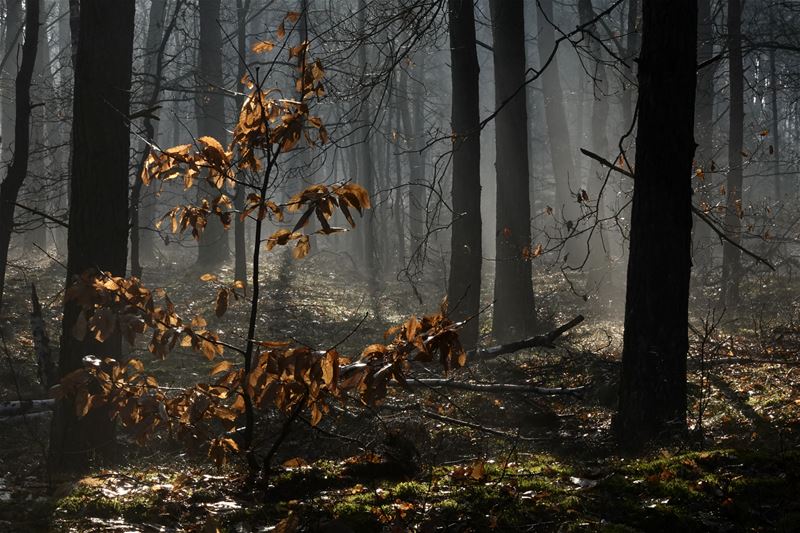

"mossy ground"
[0, 254, 798, 531]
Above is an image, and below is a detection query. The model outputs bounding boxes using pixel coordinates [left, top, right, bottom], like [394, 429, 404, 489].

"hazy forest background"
[0, 0, 799, 531]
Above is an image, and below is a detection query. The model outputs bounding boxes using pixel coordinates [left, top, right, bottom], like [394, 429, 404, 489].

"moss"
[392, 481, 427, 500]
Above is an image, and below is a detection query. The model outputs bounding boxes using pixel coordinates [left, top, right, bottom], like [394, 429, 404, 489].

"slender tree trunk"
[446, 0, 482, 349]
[131, 0, 171, 278]
[490, 0, 535, 343]
[49, 0, 134, 474]
[0, 0, 39, 311]
[399, 58, 425, 251]
[721, 0, 743, 310]
[25, 0, 49, 251]
[768, 16, 781, 200]
[693, 0, 715, 270]
[536, 0, 580, 260]
[579, 0, 610, 278]
[356, 0, 377, 279]
[1, 0, 21, 164]
[615, 0, 697, 448]
[233, 0, 252, 285]
[195, 0, 230, 268]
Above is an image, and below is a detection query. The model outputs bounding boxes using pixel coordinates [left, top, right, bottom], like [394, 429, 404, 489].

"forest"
[0, 0, 799, 531]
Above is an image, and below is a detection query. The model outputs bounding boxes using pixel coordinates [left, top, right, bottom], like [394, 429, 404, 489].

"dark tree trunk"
[615, 0, 697, 448]
[49, 0, 134, 473]
[195, 0, 230, 268]
[0, 0, 39, 311]
[490, 0, 535, 343]
[721, 0, 743, 310]
[692, 0, 715, 269]
[446, 0, 482, 349]
[536, 0, 579, 259]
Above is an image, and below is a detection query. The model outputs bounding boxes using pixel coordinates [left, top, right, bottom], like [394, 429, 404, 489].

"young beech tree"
[615, 0, 697, 448]
[53, 25, 467, 474]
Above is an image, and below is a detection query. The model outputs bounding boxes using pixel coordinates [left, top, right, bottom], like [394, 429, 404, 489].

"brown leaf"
[215, 288, 229, 317]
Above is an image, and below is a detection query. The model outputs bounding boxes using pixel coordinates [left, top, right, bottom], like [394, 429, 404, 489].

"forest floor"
[0, 247, 798, 532]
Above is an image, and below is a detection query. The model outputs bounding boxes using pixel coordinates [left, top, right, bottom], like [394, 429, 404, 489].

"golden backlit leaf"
[210, 360, 234, 376]
[251, 40, 275, 53]
[215, 288, 228, 317]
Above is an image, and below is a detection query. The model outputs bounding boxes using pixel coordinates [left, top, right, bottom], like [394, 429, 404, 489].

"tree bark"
[615, 0, 697, 448]
[0, 0, 39, 311]
[490, 0, 536, 343]
[721, 0, 743, 310]
[194, 0, 230, 268]
[49, 0, 134, 473]
[356, 0, 377, 279]
[446, 0, 482, 349]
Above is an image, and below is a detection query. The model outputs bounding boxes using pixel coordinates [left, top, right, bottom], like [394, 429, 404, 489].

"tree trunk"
[768, 14, 781, 200]
[1, 0, 21, 164]
[536, 0, 580, 260]
[692, 0, 715, 271]
[49, 0, 134, 474]
[446, 0, 482, 349]
[399, 59, 425, 252]
[194, 0, 230, 268]
[357, 0, 377, 279]
[490, 0, 535, 343]
[579, 0, 610, 278]
[615, 0, 697, 448]
[721, 0, 743, 310]
[0, 0, 39, 311]
[233, 0, 252, 285]
[621, 0, 640, 131]
[24, 0, 50, 252]
[131, 0, 171, 278]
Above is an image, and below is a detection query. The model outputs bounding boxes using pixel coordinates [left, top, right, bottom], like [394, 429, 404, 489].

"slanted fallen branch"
[381, 403, 545, 442]
[406, 378, 584, 396]
[469, 315, 584, 361]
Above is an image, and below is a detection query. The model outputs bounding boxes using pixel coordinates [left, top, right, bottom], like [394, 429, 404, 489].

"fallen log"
[407, 378, 584, 396]
[0, 398, 54, 417]
[469, 314, 585, 361]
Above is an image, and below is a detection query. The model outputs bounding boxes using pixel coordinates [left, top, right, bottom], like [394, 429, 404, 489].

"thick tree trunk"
[490, 0, 535, 343]
[721, 0, 743, 310]
[0, 0, 39, 311]
[49, 0, 134, 474]
[194, 0, 230, 268]
[446, 0, 482, 349]
[536, 0, 580, 260]
[615, 0, 697, 448]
